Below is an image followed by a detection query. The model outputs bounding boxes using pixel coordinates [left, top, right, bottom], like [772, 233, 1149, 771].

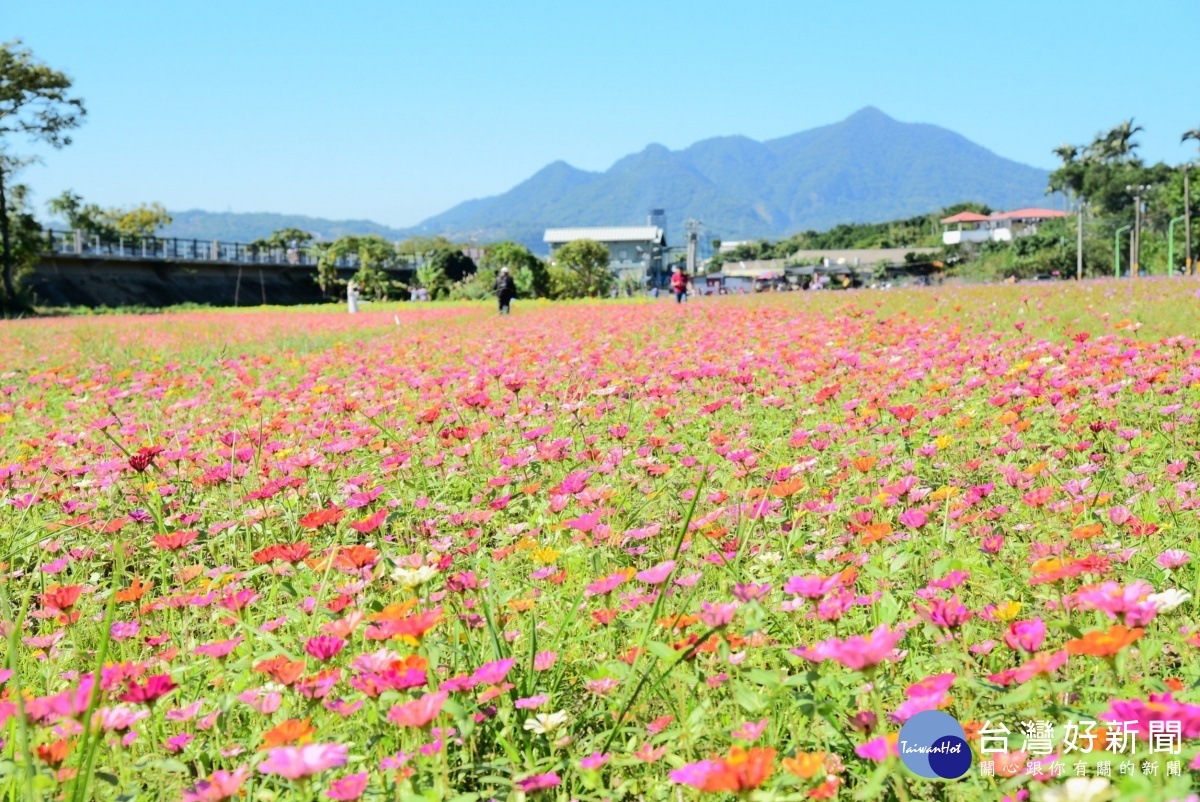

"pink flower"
[304, 635, 346, 662]
[533, 651, 557, 671]
[195, 636, 243, 659]
[580, 751, 611, 770]
[699, 601, 739, 628]
[515, 694, 548, 709]
[120, 674, 177, 705]
[1103, 693, 1200, 739]
[1012, 650, 1068, 683]
[1003, 619, 1046, 653]
[387, 690, 447, 728]
[325, 772, 369, 800]
[732, 718, 768, 741]
[783, 573, 841, 599]
[1157, 550, 1190, 570]
[515, 772, 561, 793]
[165, 733, 194, 753]
[898, 509, 927, 528]
[791, 625, 905, 671]
[636, 560, 676, 585]
[257, 743, 348, 779]
[183, 767, 249, 802]
[585, 571, 628, 597]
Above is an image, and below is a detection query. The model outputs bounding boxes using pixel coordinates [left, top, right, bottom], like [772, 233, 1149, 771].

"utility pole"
[1126, 184, 1150, 277]
[1186, 164, 1193, 276]
[1076, 200, 1086, 280]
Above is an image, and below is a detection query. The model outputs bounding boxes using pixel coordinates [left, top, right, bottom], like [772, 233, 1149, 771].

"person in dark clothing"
[494, 267, 516, 315]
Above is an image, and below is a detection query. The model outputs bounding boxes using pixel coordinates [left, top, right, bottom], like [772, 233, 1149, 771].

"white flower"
[1040, 776, 1111, 802]
[523, 710, 569, 735]
[1149, 588, 1191, 613]
[755, 551, 782, 566]
[391, 564, 439, 588]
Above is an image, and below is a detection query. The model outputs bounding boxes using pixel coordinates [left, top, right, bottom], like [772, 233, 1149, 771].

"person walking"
[670, 266, 688, 304]
[494, 267, 516, 315]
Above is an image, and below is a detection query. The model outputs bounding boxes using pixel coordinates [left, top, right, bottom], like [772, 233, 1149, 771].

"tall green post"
[1168, 216, 1185, 275]
[1114, 225, 1131, 277]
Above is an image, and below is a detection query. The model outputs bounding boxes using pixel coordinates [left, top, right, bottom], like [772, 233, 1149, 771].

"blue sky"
[10, 0, 1200, 228]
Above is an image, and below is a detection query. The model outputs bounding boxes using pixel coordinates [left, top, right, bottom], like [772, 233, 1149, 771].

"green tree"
[551, 239, 612, 298]
[0, 40, 86, 309]
[251, 227, 313, 252]
[47, 190, 114, 238]
[429, 247, 476, 284]
[48, 191, 172, 240]
[482, 241, 549, 298]
[0, 157, 43, 308]
[352, 235, 398, 300]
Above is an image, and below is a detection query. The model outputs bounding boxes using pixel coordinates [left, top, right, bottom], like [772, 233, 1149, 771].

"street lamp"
[1125, 184, 1151, 277]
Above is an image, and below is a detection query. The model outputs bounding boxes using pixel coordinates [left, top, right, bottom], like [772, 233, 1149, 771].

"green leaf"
[734, 683, 767, 713]
[744, 668, 784, 689]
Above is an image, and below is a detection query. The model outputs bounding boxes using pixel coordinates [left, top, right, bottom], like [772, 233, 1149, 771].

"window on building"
[618, 250, 627, 262]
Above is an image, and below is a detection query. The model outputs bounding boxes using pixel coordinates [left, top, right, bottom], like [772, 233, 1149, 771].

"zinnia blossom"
[257, 743, 348, 779]
[386, 690, 447, 728]
[791, 625, 905, 671]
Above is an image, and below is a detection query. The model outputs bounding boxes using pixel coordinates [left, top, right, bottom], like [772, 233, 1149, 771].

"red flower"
[120, 674, 177, 705]
[349, 508, 388, 534]
[300, 508, 344, 529]
[152, 530, 199, 551]
[42, 585, 83, 612]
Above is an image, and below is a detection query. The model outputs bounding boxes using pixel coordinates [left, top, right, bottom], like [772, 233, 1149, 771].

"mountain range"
[158, 107, 1055, 251]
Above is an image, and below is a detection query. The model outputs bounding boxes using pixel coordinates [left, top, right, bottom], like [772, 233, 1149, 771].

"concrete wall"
[28, 257, 356, 308]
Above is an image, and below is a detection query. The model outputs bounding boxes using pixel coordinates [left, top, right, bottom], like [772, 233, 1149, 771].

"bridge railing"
[41, 229, 368, 268]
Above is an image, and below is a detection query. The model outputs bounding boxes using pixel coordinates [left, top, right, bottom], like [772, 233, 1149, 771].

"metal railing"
[41, 229, 367, 268]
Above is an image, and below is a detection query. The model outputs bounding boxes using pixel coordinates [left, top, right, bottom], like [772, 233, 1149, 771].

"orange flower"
[1071, 523, 1104, 540]
[769, 476, 805, 498]
[260, 718, 316, 749]
[851, 456, 877, 472]
[35, 738, 73, 767]
[702, 746, 776, 792]
[782, 751, 826, 779]
[299, 507, 344, 529]
[253, 656, 306, 686]
[808, 776, 840, 799]
[658, 613, 699, 631]
[335, 545, 379, 570]
[115, 577, 153, 603]
[1067, 625, 1143, 657]
[861, 522, 892, 545]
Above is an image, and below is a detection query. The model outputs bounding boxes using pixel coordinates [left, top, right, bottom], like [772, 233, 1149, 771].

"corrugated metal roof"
[544, 226, 664, 244]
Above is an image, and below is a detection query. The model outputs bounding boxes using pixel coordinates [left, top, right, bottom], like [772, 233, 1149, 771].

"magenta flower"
[855, 733, 899, 762]
[533, 651, 557, 671]
[257, 743, 348, 779]
[669, 760, 716, 787]
[913, 596, 972, 629]
[897, 509, 927, 528]
[325, 772, 369, 800]
[580, 751, 611, 770]
[1003, 619, 1046, 653]
[304, 635, 347, 662]
[469, 657, 515, 686]
[515, 772, 561, 793]
[120, 674, 177, 705]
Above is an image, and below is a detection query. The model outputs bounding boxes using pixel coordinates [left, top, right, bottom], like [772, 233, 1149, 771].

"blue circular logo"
[897, 711, 971, 779]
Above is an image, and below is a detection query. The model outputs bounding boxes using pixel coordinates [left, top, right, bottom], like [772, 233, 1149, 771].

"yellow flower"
[532, 546, 560, 565]
[935, 434, 953, 450]
[993, 600, 1022, 622]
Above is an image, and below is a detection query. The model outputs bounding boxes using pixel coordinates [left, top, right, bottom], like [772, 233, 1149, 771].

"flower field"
[3, 280, 1200, 802]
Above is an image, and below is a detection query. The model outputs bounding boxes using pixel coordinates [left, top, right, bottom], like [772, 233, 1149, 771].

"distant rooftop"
[544, 226, 665, 244]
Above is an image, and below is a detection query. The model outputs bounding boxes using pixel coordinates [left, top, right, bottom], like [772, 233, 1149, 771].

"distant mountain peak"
[845, 105, 892, 122]
[413, 111, 1050, 251]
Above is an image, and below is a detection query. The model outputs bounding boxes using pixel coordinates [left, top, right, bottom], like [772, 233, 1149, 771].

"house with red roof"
[940, 208, 1067, 245]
